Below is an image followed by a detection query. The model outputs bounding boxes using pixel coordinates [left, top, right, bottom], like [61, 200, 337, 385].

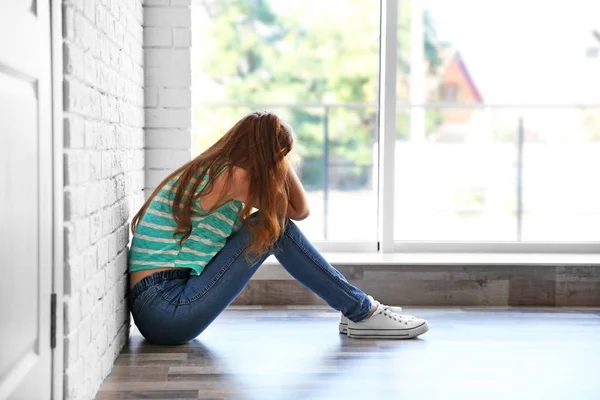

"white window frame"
[313, 0, 600, 254]
[378, 0, 398, 253]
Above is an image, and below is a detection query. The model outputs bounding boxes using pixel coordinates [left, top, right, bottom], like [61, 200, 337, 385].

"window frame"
[380, 0, 600, 253]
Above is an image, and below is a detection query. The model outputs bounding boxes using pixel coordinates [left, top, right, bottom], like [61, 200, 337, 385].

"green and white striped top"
[128, 171, 243, 276]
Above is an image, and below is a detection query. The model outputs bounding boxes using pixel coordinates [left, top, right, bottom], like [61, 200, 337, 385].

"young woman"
[128, 111, 429, 345]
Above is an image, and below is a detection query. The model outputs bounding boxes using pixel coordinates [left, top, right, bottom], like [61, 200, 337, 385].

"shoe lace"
[369, 296, 402, 313]
[380, 303, 402, 312]
[380, 308, 413, 325]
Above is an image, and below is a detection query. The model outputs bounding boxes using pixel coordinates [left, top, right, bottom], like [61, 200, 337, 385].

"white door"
[0, 0, 54, 399]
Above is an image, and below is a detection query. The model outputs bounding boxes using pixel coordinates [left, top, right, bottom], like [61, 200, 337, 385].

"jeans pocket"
[130, 285, 158, 317]
[157, 277, 190, 305]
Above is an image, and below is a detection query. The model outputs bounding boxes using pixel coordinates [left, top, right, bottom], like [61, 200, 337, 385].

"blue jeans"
[129, 219, 372, 345]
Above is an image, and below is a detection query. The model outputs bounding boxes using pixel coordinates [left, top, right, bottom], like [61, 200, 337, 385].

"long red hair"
[131, 111, 294, 257]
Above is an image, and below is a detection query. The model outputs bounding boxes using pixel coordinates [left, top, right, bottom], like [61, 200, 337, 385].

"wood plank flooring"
[97, 307, 600, 400]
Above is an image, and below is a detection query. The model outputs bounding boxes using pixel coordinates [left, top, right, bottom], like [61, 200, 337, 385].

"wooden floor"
[97, 307, 600, 400]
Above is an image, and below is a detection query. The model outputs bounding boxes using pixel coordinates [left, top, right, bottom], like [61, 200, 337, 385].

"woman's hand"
[229, 163, 310, 221]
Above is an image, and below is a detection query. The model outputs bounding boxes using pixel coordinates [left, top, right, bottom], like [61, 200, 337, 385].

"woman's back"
[128, 171, 243, 286]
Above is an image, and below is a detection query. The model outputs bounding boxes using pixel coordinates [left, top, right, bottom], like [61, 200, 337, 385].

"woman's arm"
[285, 161, 310, 221]
[228, 163, 310, 221]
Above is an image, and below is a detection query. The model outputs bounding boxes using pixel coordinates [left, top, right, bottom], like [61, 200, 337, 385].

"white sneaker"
[346, 303, 429, 339]
[338, 296, 402, 334]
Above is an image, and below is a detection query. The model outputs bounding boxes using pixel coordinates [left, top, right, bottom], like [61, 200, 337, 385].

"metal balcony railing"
[198, 102, 600, 240]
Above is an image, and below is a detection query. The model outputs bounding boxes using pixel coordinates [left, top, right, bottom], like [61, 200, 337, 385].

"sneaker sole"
[347, 321, 429, 339]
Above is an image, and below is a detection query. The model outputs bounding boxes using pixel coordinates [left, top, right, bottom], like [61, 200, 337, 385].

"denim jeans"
[129, 219, 372, 345]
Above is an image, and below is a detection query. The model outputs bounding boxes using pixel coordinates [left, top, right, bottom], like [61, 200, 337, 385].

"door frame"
[50, 0, 64, 398]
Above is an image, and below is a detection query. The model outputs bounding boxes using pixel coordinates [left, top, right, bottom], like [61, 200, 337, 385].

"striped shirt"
[128, 172, 243, 276]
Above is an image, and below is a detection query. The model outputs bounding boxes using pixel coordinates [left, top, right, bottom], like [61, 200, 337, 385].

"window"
[192, 0, 600, 251]
[393, 0, 600, 245]
[192, 0, 380, 246]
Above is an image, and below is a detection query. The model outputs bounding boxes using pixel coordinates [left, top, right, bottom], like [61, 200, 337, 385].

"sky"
[425, 0, 600, 104]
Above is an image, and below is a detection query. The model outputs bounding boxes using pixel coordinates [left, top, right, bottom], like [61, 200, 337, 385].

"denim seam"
[129, 274, 158, 303]
[283, 228, 363, 304]
[187, 241, 250, 304]
[130, 286, 159, 316]
[130, 270, 190, 304]
[158, 281, 191, 305]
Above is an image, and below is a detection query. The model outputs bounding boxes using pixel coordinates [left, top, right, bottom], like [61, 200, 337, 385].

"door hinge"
[50, 293, 57, 349]
[377, 241, 381, 251]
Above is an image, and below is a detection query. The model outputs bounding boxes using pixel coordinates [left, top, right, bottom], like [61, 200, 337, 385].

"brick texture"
[62, 0, 145, 398]
[144, 0, 192, 196]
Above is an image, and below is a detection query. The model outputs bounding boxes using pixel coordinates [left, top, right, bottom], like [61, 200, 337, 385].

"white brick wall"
[62, 0, 145, 398]
[144, 0, 192, 195]
[60, 0, 192, 397]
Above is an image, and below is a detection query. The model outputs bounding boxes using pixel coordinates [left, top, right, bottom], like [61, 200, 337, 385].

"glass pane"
[191, 0, 380, 242]
[396, 0, 412, 103]
[395, 106, 600, 242]
[396, 0, 600, 243]
[521, 107, 600, 241]
[395, 107, 519, 241]
[322, 106, 378, 241]
[420, 0, 600, 105]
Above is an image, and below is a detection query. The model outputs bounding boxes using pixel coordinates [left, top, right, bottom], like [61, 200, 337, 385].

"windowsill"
[263, 252, 600, 266]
